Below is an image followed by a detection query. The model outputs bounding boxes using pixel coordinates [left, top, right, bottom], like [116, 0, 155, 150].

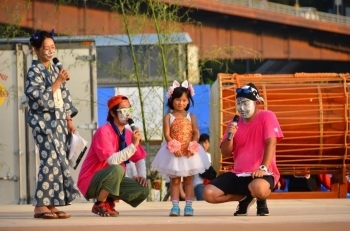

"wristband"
[66, 119, 72, 121]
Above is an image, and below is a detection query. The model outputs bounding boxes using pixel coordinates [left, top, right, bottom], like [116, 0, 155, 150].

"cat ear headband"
[33, 29, 55, 41]
[166, 80, 195, 98]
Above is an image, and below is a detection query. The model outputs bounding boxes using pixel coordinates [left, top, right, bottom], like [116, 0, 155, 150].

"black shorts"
[209, 172, 274, 195]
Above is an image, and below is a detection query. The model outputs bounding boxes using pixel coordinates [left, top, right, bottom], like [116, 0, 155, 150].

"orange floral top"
[170, 117, 193, 155]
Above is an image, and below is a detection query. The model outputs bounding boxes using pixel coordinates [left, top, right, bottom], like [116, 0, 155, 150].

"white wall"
[114, 86, 164, 141]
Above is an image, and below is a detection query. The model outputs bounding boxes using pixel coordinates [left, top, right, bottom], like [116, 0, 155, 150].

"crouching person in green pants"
[78, 95, 149, 217]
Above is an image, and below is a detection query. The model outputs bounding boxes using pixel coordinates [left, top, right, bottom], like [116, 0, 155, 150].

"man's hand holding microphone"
[128, 118, 142, 147]
[226, 115, 240, 141]
[220, 115, 239, 157]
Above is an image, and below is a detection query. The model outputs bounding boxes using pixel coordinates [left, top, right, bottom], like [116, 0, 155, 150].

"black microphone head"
[227, 115, 239, 141]
[52, 58, 62, 70]
[127, 118, 136, 131]
[53, 57, 59, 65]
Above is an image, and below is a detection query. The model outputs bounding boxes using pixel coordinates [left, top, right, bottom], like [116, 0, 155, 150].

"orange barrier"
[210, 73, 350, 198]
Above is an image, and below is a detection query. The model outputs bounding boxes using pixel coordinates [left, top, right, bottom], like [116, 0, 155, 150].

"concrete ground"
[0, 199, 349, 231]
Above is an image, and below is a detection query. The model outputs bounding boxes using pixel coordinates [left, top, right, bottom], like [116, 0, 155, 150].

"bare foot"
[47, 206, 58, 212]
[48, 206, 70, 218]
[34, 206, 57, 218]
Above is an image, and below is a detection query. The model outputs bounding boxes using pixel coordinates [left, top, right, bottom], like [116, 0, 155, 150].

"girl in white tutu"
[151, 80, 211, 216]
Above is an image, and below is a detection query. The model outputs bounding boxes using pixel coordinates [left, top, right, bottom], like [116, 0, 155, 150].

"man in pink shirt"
[203, 83, 283, 216]
[77, 95, 149, 217]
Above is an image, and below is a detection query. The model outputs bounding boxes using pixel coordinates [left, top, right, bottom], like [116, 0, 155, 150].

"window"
[96, 44, 187, 86]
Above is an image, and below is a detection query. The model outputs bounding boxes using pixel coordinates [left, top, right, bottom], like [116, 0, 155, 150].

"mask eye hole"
[117, 107, 134, 117]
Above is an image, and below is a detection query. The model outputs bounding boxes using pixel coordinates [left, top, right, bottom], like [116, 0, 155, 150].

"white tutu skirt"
[151, 141, 211, 177]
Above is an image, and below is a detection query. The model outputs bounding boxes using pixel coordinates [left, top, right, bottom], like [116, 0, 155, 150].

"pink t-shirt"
[222, 110, 283, 185]
[77, 123, 147, 196]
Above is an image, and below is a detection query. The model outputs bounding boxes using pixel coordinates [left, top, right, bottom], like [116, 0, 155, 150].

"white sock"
[185, 199, 193, 207]
[172, 199, 179, 207]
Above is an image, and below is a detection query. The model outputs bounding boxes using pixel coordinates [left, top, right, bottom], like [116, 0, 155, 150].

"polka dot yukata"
[25, 60, 81, 206]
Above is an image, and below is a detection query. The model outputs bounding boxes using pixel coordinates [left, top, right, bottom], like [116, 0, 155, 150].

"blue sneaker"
[169, 206, 180, 216]
[184, 206, 194, 216]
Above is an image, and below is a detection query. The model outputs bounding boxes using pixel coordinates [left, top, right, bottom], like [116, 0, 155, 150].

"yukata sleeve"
[25, 66, 55, 112]
[61, 82, 78, 118]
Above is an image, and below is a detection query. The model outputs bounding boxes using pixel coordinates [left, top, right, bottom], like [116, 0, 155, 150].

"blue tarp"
[191, 84, 210, 136]
[97, 84, 211, 137]
[97, 87, 115, 127]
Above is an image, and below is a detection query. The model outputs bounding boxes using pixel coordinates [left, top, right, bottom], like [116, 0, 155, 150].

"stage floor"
[1, 199, 349, 231]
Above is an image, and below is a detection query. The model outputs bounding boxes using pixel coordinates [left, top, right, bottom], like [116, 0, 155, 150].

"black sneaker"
[233, 195, 257, 216]
[256, 200, 270, 216]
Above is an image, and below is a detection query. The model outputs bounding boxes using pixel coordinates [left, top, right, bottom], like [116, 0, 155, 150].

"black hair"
[166, 86, 194, 111]
[29, 30, 54, 49]
[199, 133, 210, 143]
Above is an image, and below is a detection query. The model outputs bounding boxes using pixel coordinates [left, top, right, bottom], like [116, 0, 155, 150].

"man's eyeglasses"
[116, 107, 134, 116]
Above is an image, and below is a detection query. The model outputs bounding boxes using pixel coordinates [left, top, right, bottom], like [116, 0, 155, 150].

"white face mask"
[44, 51, 55, 59]
[236, 97, 256, 119]
[116, 107, 134, 124]
[117, 113, 128, 125]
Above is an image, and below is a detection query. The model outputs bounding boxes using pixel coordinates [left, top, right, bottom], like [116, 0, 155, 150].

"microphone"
[128, 118, 141, 142]
[127, 118, 136, 131]
[227, 115, 239, 141]
[53, 58, 69, 80]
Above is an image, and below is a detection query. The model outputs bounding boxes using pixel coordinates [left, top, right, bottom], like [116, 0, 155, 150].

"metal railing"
[217, 0, 350, 26]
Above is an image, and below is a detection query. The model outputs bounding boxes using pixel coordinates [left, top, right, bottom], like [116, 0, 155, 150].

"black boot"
[233, 195, 256, 216]
[256, 199, 270, 216]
